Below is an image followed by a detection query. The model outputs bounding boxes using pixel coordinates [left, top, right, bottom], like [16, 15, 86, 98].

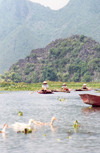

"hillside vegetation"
[0, 0, 100, 73]
[1, 35, 100, 83]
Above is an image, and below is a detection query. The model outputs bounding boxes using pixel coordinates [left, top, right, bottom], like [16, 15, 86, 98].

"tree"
[82, 72, 92, 82]
[32, 72, 39, 83]
[62, 73, 69, 82]
[72, 73, 81, 82]
[79, 35, 85, 42]
[43, 67, 58, 81]
[11, 73, 22, 83]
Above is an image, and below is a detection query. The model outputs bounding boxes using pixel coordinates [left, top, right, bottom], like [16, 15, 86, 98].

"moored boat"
[75, 88, 91, 91]
[52, 89, 70, 93]
[79, 94, 100, 107]
[38, 90, 53, 94]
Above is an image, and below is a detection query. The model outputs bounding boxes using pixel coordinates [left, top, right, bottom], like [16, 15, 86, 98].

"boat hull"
[79, 94, 100, 107]
[38, 90, 53, 94]
[52, 90, 70, 93]
[75, 89, 89, 91]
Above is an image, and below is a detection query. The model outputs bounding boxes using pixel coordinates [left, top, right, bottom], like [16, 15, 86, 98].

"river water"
[0, 90, 100, 153]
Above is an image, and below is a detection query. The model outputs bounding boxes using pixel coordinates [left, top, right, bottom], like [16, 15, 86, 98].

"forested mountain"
[1, 35, 100, 82]
[0, 0, 100, 74]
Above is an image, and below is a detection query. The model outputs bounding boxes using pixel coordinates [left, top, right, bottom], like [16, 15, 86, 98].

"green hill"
[0, 0, 100, 74]
[1, 35, 100, 82]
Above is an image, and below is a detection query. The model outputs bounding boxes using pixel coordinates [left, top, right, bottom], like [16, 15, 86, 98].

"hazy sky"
[30, 0, 70, 10]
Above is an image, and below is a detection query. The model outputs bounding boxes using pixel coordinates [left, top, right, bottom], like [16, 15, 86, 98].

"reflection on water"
[0, 90, 100, 153]
[33, 124, 58, 132]
[82, 107, 100, 114]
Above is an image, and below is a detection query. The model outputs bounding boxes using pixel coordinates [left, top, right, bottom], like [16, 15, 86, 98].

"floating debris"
[57, 138, 61, 141]
[88, 132, 91, 135]
[73, 120, 81, 128]
[43, 134, 46, 137]
[57, 97, 67, 102]
[17, 128, 32, 134]
[89, 106, 92, 109]
[18, 111, 23, 116]
[67, 136, 72, 139]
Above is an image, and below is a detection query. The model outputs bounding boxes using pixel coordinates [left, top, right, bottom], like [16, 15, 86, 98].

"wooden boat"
[79, 94, 100, 107]
[75, 88, 92, 91]
[38, 90, 53, 94]
[52, 89, 70, 93]
[75, 89, 89, 91]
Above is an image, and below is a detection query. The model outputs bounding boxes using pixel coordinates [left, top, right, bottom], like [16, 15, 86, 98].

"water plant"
[22, 128, 32, 134]
[67, 136, 72, 139]
[18, 111, 23, 116]
[57, 97, 67, 102]
[17, 128, 32, 134]
[73, 120, 81, 128]
[89, 106, 92, 109]
[57, 138, 61, 141]
[43, 134, 46, 137]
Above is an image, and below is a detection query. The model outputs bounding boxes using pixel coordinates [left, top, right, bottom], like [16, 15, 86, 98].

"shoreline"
[0, 81, 100, 91]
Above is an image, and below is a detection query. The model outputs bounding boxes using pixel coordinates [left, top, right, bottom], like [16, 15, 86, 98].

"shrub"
[43, 67, 58, 81]
[72, 73, 80, 82]
[62, 73, 69, 82]
[24, 68, 30, 75]
[61, 41, 67, 47]
[82, 72, 92, 82]
[30, 53, 37, 59]
[11, 73, 22, 83]
[79, 35, 85, 42]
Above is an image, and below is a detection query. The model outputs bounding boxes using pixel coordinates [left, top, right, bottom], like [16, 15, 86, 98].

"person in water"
[42, 81, 49, 91]
[61, 83, 70, 92]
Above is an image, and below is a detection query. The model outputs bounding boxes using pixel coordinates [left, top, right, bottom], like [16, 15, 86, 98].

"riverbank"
[0, 81, 100, 91]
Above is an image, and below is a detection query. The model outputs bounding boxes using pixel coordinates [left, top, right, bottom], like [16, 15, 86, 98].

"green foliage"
[57, 73, 63, 81]
[82, 72, 92, 82]
[18, 111, 23, 116]
[43, 66, 58, 81]
[24, 68, 30, 75]
[50, 48, 54, 54]
[1, 34, 100, 83]
[68, 64, 81, 74]
[0, 81, 100, 91]
[41, 59, 45, 64]
[30, 53, 37, 59]
[24, 64, 35, 75]
[62, 73, 69, 82]
[1, 0, 100, 75]
[32, 72, 39, 83]
[93, 45, 100, 52]
[12, 65, 20, 71]
[79, 35, 85, 42]
[88, 58, 100, 72]
[11, 73, 22, 83]
[72, 73, 81, 82]
[0, 74, 5, 79]
[61, 41, 67, 47]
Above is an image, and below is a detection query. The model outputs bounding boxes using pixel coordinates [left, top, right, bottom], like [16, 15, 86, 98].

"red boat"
[38, 90, 53, 94]
[79, 94, 100, 107]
